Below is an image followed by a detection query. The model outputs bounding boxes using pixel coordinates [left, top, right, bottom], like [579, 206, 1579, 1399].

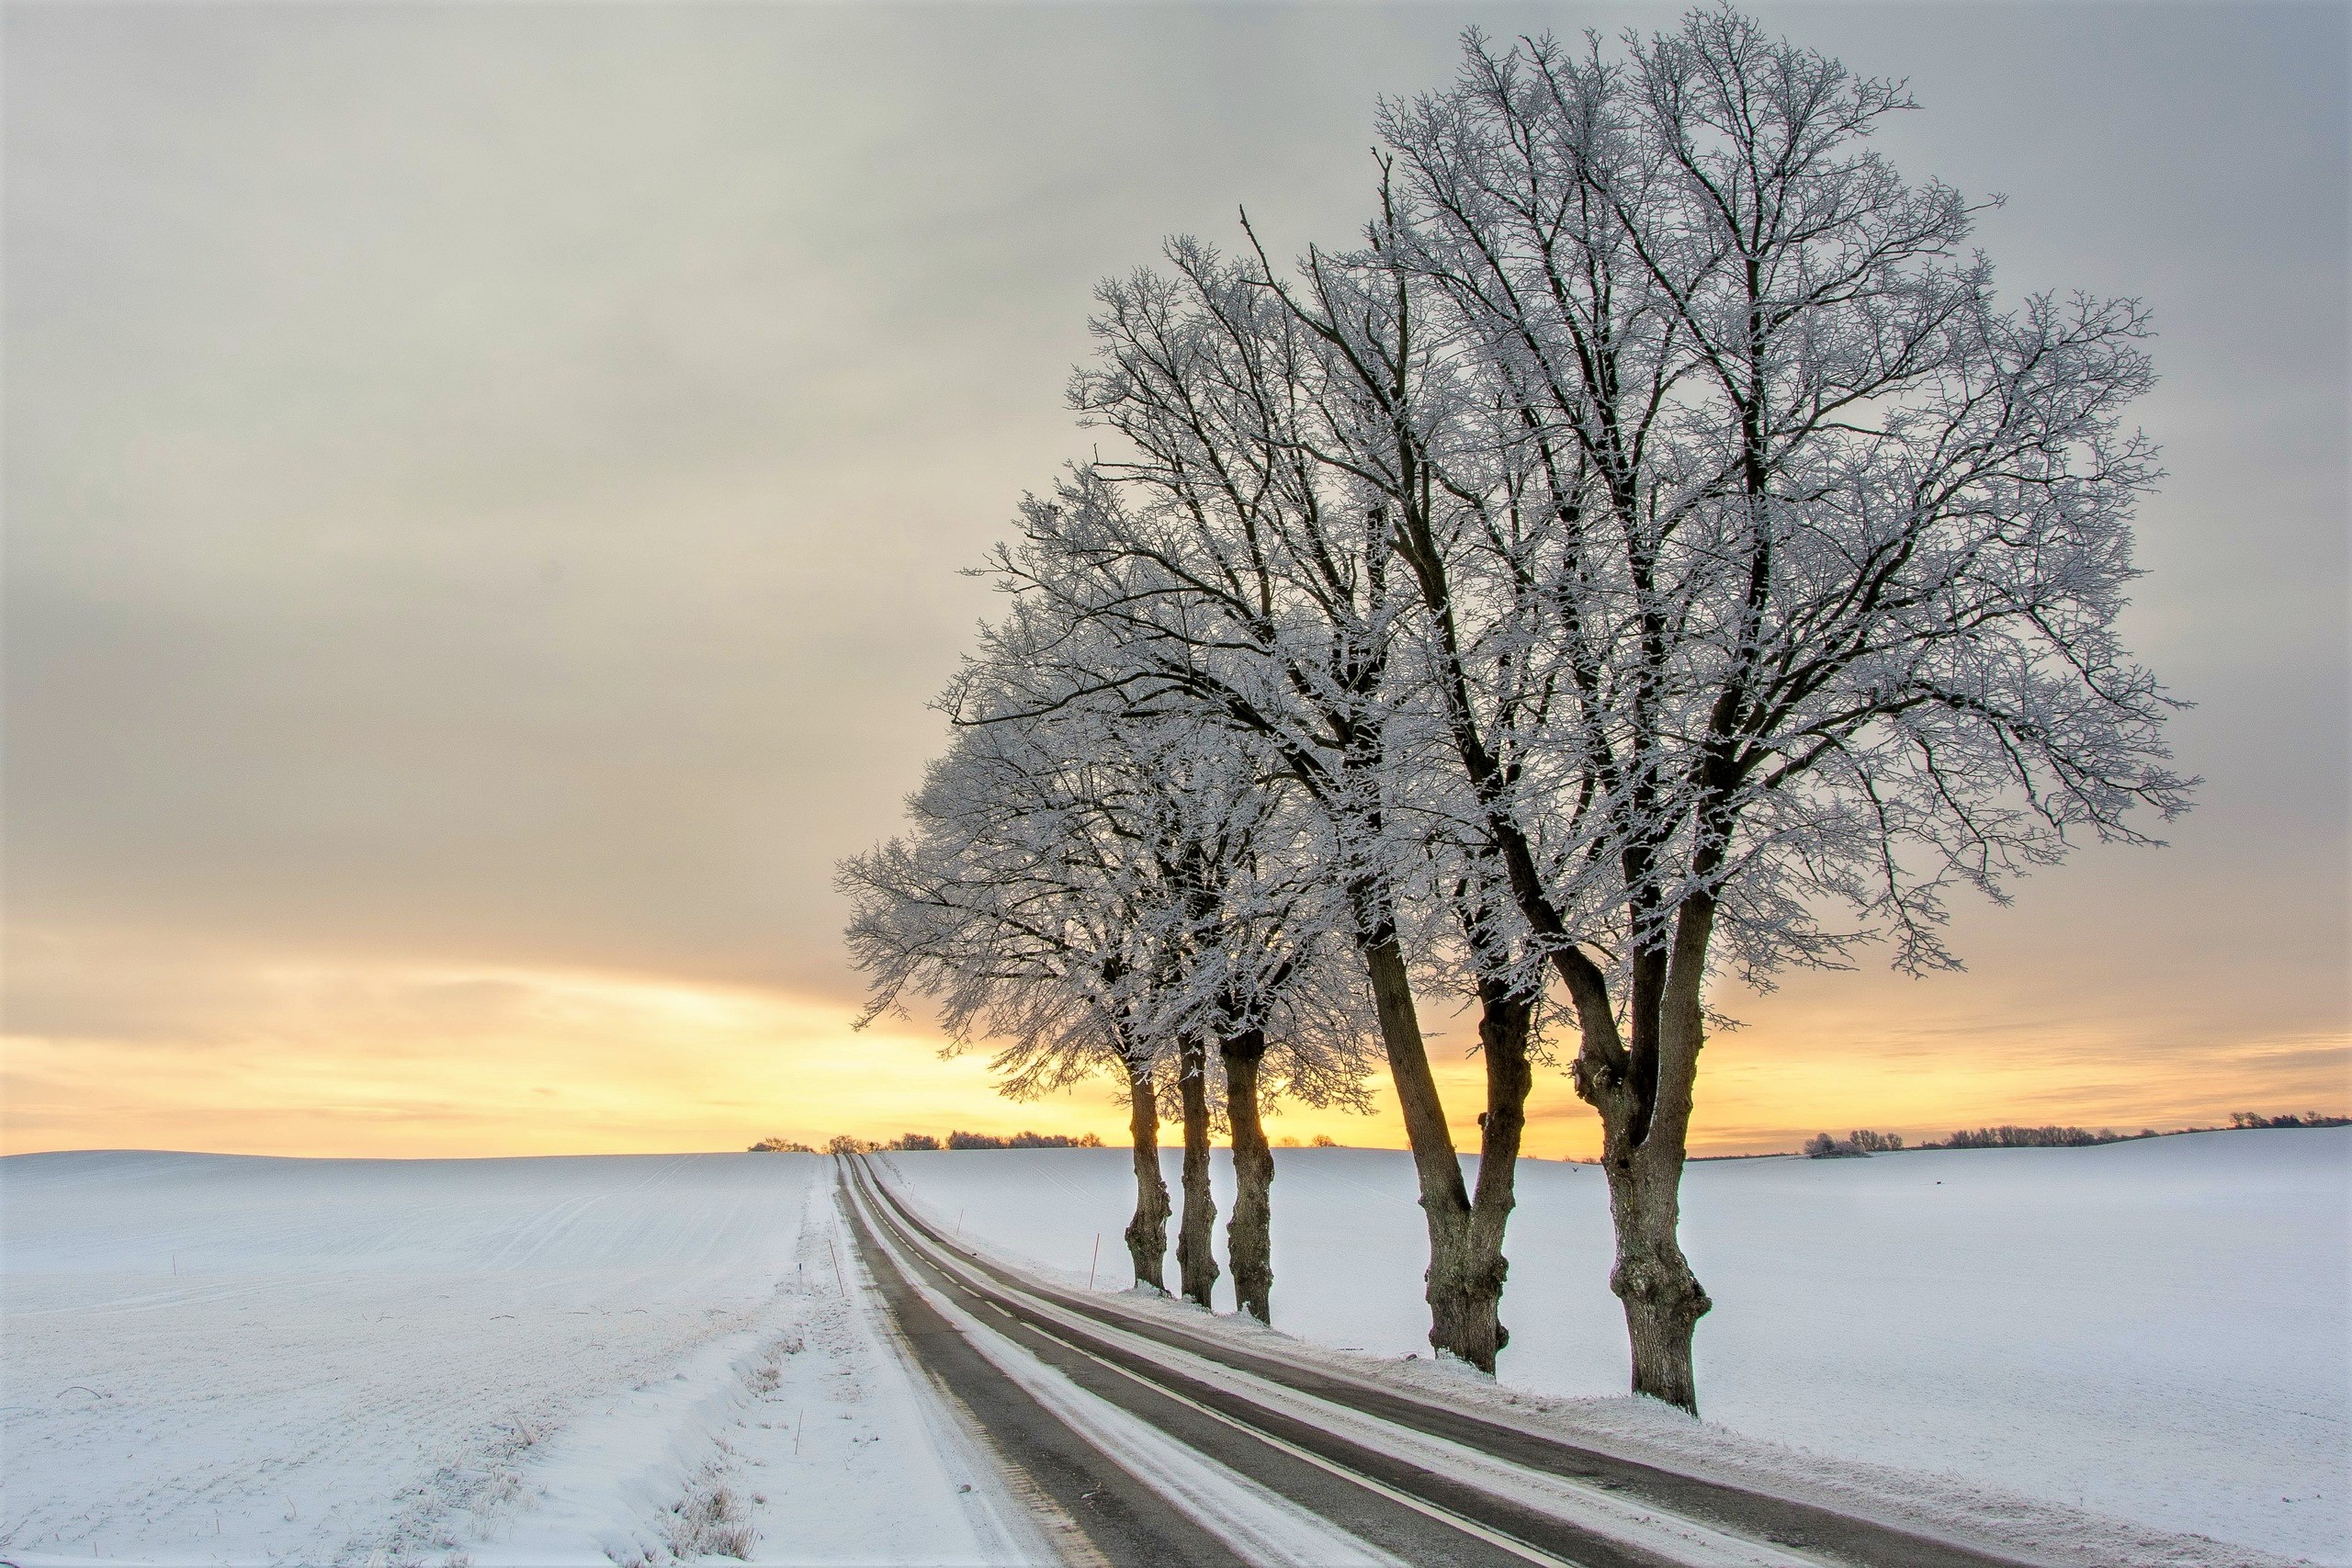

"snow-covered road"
[0, 1150, 1024, 1566]
[842, 1156, 1901, 1568]
[876, 1129, 2350, 1567]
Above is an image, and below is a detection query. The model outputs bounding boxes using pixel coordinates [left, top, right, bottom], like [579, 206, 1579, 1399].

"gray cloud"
[6, 5, 2344, 1071]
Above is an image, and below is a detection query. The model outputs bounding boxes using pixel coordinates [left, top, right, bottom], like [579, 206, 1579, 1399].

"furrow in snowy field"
[844, 1172, 1408, 1568]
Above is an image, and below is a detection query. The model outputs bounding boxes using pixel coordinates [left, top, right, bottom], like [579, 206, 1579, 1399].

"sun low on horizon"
[4, 2, 2346, 1168]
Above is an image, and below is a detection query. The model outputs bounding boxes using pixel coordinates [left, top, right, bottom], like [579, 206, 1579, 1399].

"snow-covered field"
[0, 1150, 1032, 1567]
[6, 1134, 2342, 1566]
[878, 1128, 2352, 1566]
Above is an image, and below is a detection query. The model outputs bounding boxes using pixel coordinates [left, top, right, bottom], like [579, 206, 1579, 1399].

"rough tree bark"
[1219, 1029, 1275, 1322]
[1359, 932, 1472, 1357]
[1123, 1061, 1170, 1293]
[1461, 982, 1534, 1365]
[1562, 903, 1713, 1414]
[1175, 1036, 1220, 1308]
[1609, 894, 1714, 1410]
[1360, 928, 1534, 1372]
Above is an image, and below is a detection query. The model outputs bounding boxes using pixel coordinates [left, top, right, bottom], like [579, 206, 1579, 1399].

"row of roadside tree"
[839, 7, 2186, 1413]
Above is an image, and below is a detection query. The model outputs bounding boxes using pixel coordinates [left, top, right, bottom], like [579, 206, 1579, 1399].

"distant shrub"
[826, 1134, 877, 1155]
[1849, 1129, 1904, 1153]
[1310, 1134, 1338, 1148]
[2231, 1111, 2351, 1130]
[746, 1137, 814, 1153]
[892, 1133, 941, 1151]
[1804, 1133, 1869, 1158]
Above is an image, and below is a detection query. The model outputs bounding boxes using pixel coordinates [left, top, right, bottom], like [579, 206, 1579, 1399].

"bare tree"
[840, 691, 1181, 1292]
[1147, 775, 1374, 1322]
[956, 602, 1378, 1318]
[852, 598, 1374, 1314]
[869, 5, 2187, 1416]
[993, 246, 1555, 1367]
[1356, 14, 2190, 1410]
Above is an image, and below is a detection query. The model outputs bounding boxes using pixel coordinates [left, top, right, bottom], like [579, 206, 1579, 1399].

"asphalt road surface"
[839, 1156, 2038, 1568]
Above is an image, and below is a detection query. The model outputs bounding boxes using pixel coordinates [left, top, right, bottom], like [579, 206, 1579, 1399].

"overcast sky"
[6, 1, 2345, 1156]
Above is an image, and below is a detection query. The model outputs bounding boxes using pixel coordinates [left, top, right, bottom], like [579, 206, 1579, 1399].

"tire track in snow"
[851, 1156, 2043, 1568]
[846, 1157, 1611, 1568]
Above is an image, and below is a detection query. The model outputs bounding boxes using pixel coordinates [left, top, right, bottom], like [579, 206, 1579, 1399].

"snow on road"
[0, 1150, 1028, 1566]
[877, 1127, 2352, 1566]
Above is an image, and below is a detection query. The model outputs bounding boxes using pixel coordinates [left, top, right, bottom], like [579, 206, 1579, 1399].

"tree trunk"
[1454, 986, 1534, 1369]
[1123, 1064, 1170, 1293]
[1597, 894, 1715, 1413]
[1175, 1037, 1219, 1309]
[1220, 1030, 1274, 1323]
[1359, 932, 1489, 1366]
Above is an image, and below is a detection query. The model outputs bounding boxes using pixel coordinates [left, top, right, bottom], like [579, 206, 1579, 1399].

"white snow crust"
[0, 1150, 1032, 1566]
[874, 1127, 2352, 1566]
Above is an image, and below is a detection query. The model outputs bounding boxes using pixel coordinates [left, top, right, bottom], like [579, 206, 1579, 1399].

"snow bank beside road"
[877, 1128, 2352, 1564]
[0, 1150, 1021, 1566]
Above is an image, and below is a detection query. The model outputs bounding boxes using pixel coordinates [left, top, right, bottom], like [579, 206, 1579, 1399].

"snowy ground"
[0, 1150, 1035, 1567]
[876, 1128, 2352, 1566]
[6, 1135, 2342, 1566]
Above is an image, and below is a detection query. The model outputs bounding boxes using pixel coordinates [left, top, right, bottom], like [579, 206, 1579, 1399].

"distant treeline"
[1803, 1112, 2348, 1157]
[904, 1131, 1104, 1151]
[1936, 1124, 2144, 1149]
[774, 1131, 1110, 1154]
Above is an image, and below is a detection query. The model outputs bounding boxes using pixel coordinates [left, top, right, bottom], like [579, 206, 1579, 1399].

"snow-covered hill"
[878, 1128, 2350, 1565]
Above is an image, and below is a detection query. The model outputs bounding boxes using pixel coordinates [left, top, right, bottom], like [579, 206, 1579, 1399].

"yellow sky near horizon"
[7, 948, 2342, 1162]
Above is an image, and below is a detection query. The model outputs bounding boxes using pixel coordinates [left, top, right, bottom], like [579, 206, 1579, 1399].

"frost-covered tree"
[848, 601, 1374, 1315]
[1351, 14, 2189, 1410]
[989, 241, 1554, 1370]
[949, 602, 1378, 1318]
[1120, 745, 1374, 1322]
[839, 694, 1182, 1291]
[864, 4, 2186, 1414]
